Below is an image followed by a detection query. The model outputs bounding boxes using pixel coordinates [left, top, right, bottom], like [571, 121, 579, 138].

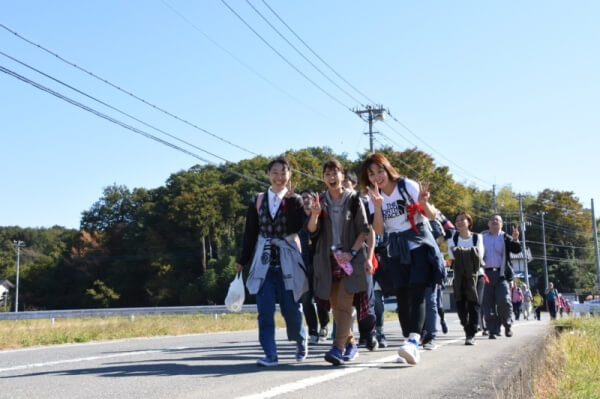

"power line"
[260, 0, 376, 105]
[158, 0, 328, 119]
[0, 50, 233, 165]
[0, 23, 257, 157]
[374, 133, 495, 220]
[0, 64, 270, 188]
[383, 115, 494, 188]
[245, 0, 364, 106]
[219, 0, 352, 111]
[0, 23, 322, 183]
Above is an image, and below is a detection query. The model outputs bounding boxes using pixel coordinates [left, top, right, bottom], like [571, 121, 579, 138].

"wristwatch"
[350, 249, 358, 258]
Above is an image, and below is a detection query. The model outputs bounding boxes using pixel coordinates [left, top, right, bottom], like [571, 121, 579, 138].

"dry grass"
[534, 317, 600, 399]
[0, 310, 400, 350]
[0, 313, 286, 350]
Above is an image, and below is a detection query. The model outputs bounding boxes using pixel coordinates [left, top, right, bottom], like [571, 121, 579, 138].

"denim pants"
[423, 285, 438, 339]
[256, 267, 306, 359]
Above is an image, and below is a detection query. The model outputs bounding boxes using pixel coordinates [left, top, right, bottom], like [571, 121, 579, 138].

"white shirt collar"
[269, 187, 288, 202]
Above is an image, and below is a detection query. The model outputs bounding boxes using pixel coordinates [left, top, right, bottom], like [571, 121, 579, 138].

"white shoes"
[397, 342, 420, 365]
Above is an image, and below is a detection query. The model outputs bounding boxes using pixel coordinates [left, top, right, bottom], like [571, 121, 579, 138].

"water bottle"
[331, 245, 353, 276]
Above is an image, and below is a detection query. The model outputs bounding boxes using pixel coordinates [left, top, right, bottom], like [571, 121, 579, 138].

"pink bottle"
[331, 246, 353, 276]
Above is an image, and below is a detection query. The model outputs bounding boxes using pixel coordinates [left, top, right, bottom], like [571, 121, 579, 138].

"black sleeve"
[285, 194, 305, 234]
[237, 197, 259, 267]
[505, 233, 522, 254]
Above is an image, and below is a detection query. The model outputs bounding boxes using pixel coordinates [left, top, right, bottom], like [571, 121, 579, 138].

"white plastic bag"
[224, 272, 245, 312]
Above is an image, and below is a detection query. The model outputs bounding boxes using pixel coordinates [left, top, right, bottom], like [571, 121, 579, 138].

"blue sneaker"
[296, 338, 308, 362]
[324, 346, 345, 366]
[342, 343, 359, 361]
[256, 356, 279, 367]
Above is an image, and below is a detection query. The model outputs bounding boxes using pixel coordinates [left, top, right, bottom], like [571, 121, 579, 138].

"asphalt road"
[0, 313, 549, 399]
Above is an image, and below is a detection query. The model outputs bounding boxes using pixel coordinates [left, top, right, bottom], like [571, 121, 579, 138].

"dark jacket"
[237, 193, 304, 267]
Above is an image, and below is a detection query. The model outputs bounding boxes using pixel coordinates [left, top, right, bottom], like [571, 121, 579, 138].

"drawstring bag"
[225, 272, 245, 312]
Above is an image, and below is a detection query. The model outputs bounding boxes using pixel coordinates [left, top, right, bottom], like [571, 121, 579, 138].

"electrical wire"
[261, 0, 376, 105]
[0, 64, 270, 188]
[219, 0, 352, 111]
[245, 0, 364, 106]
[0, 23, 323, 183]
[0, 23, 256, 157]
[158, 0, 328, 119]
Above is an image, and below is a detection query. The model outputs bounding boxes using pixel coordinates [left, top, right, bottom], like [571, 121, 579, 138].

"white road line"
[235, 355, 399, 399]
[0, 347, 188, 373]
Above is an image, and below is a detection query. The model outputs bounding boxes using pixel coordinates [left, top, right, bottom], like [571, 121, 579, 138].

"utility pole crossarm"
[353, 105, 387, 154]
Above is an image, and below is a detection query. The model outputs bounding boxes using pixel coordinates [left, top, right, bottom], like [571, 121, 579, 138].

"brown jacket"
[310, 191, 371, 300]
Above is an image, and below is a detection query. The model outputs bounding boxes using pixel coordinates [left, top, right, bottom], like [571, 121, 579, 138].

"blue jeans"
[423, 285, 438, 339]
[256, 267, 305, 359]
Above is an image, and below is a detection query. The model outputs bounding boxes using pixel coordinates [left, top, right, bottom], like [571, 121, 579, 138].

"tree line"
[0, 146, 596, 310]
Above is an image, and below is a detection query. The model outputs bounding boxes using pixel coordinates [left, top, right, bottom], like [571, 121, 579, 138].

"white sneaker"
[397, 342, 420, 365]
[396, 356, 407, 364]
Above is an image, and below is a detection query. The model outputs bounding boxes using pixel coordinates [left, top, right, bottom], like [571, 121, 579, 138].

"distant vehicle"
[384, 296, 397, 312]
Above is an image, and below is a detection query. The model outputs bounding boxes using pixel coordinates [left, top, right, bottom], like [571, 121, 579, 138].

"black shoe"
[505, 326, 513, 337]
[441, 319, 448, 334]
[358, 337, 367, 347]
[489, 334, 497, 339]
[366, 335, 379, 351]
[482, 329, 489, 336]
[377, 334, 388, 348]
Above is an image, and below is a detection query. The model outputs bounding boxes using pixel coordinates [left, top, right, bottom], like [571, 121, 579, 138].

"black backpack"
[452, 232, 478, 247]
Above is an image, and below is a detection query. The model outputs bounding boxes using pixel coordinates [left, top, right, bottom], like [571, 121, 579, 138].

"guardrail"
[571, 302, 600, 314]
[0, 304, 267, 321]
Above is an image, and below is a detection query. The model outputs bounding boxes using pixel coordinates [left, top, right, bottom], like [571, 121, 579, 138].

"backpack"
[452, 232, 478, 247]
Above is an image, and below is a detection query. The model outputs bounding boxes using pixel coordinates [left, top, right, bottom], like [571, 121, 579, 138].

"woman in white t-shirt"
[360, 153, 442, 366]
[447, 211, 484, 345]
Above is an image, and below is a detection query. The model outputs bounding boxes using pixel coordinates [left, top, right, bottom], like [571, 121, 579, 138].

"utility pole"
[353, 105, 387, 153]
[591, 199, 600, 291]
[518, 195, 530, 288]
[492, 184, 498, 214]
[12, 240, 25, 313]
[536, 211, 549, 291]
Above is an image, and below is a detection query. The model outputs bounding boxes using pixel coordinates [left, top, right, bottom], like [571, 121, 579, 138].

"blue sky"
[1, 1, 599, 229]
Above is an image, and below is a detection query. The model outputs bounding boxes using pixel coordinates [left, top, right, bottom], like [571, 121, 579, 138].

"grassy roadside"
[0, 311, 399, 350]
[0, 313, 282, 350]
[534, 317, 600, 399]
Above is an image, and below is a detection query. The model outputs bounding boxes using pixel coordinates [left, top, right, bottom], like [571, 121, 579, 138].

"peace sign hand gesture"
[284, 181, 297, 198]
[310, 194, 322, 217]
[367, 183, 383, 208]
[512, 225, 519, 241]
[418, 182, 431, 205]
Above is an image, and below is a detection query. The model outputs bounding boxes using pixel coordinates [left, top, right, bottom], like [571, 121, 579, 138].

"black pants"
[534, 306, 542, 320]
[300, 288, 329, 336]
[456, 300, 480, 338]
[396, 284, 427, 337]
[513, 301, 522, 320]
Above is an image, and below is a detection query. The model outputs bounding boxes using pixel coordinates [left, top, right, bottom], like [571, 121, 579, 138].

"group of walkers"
[235, 153, 529, 367]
